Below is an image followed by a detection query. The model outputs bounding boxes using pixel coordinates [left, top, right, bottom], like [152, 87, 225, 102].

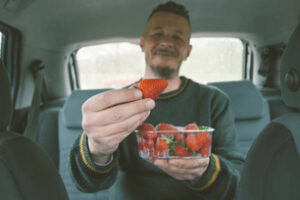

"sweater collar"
[158, 76, 189, 100]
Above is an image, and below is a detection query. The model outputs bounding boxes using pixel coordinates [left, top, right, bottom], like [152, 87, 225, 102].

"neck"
[143, 70, 181, 93]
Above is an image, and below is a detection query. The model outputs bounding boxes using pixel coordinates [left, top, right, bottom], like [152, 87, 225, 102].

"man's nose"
[159, 35, 174, 47]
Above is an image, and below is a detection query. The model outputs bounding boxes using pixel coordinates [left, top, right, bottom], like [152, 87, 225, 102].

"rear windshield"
[77, 37, 244, 89]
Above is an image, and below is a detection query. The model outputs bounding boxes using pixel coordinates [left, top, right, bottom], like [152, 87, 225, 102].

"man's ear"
[184, 44, 192, 60]
[140, 35, 145, 52]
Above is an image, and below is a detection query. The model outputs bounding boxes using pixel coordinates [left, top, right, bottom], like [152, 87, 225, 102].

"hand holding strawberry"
[82, 88, 155, 164]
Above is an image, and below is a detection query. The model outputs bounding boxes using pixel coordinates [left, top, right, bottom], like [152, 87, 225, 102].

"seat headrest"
[280, 22, 300, 110]
[0, 60, 12, 131]
[62, 89, 110, 128]
[210, 80, 265, 121]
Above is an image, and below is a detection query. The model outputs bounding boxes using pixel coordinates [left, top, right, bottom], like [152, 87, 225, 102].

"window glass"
[77, 38, 244, 89]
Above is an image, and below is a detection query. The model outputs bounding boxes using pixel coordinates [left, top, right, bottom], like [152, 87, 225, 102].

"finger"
[153, 159, 169, 169]
[84, 98, 154, 126]
[87, 118, 143, 154]
[153, 160, 203, 181]
[169, 158, 210, 169]
[167, 172, 196, 181]
[179, 174, 196, 181]
[82, 88, 143, 112]
[87, 110, 150, 138]
[155, 167, 196, 181]
[167, 164, 208, 175]
[154, 161, 190, 174]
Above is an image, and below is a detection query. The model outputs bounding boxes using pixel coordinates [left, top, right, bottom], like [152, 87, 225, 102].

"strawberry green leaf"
[161, 134, 175, 144]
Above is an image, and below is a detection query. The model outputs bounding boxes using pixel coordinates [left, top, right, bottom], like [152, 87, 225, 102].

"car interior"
[0, 0, 299, 199]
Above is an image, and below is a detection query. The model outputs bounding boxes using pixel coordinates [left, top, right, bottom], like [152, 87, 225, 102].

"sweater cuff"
[79, 132, 115, 174]
[94, 154, 114, 166]
[186, 154, 221, 191]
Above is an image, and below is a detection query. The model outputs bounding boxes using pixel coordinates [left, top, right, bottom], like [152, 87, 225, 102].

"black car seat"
[238, 23, 300, 200]
[0, 60, 69, 200]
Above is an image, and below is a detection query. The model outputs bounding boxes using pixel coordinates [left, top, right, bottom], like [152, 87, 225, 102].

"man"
[70, 1, 244, 199]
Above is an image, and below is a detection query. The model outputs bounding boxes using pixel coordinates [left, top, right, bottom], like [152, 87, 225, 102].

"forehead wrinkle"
[152, 26, 163, 31]
[148, 26, 186, 35]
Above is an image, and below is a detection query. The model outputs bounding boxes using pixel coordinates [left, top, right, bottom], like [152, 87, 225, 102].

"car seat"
[237, 22, 300, 200]
[0, 59, 69, 200]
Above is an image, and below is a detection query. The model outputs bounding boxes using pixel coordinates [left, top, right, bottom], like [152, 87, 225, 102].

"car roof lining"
[0, 0, 299, 52]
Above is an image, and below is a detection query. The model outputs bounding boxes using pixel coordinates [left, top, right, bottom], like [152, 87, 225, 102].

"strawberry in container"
[136, 123, 213, 160]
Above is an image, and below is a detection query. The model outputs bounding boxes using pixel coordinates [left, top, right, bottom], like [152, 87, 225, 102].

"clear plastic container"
[135, 126, 214, 160]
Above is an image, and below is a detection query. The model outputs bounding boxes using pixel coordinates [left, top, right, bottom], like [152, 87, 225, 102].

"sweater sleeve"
[184, 90, 244, 200]
[69, 132, 119, 193]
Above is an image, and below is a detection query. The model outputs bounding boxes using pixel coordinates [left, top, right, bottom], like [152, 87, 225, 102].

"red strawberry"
[184, 123, 199, 130]
[155, 138, 169, 151]
[185, 134, 201, 151]
[199, 132, 212, 156]
[185, 132, 207, 152]
[196, 132, 209, 147]
[137, 123, 157, 139]
[184, 123, 199, 134]
[138, 139, 154, 152]
[157, 123, 178, 137]
[200, 146, 210, 157]
[151, 149, 165, 158]
[138, 79, 168, 100]
[173, 145, 192, 157]
[175, 133, 184, 141]
[151, 138, 169, 159]
[202, 132, 212, 147]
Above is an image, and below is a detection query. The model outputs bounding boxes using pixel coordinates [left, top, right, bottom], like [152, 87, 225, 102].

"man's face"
[140, 11, 192, 79]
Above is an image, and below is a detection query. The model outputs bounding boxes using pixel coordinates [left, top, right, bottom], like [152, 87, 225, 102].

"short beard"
[150, 65, 178, 79]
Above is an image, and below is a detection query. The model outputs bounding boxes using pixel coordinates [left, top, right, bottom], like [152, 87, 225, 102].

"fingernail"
[145, 100, 155, 109]
[134, 90, 143, 98]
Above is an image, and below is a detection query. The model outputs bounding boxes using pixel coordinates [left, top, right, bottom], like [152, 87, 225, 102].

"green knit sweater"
[70, 76, 244, 200]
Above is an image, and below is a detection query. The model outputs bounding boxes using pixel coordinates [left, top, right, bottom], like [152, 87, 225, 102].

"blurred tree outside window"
[76, 38, 244, 89]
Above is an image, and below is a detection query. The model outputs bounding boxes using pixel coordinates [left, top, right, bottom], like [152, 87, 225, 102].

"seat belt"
[24, 61, 45, 142]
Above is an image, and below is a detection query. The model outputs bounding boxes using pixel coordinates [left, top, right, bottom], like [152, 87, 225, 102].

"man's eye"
[173, 35, 183, 41]
[152, 33, 163, 38]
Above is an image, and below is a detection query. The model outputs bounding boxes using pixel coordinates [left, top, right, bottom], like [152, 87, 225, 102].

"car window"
[76, 37, 244, 89]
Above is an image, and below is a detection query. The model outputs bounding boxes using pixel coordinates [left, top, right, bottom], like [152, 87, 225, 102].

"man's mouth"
[154, 49, 177, 58]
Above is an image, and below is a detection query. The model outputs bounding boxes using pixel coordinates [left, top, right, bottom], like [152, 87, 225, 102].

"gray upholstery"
[63, 89, 109, 128]
[264, 96, 296, 120]
[280, 24, 300, 110]
[0, 60, 12, 131]
[37, 100, 65, 168]
[210, 80, 270, 157]
[59, 89, 110, 200]
[0, 60, 68, 199]
[238, 22, 300, 200]
[210, 80, 266, 120]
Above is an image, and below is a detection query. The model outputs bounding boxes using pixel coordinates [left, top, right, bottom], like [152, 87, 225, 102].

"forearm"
[69, 132, 119, 192]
